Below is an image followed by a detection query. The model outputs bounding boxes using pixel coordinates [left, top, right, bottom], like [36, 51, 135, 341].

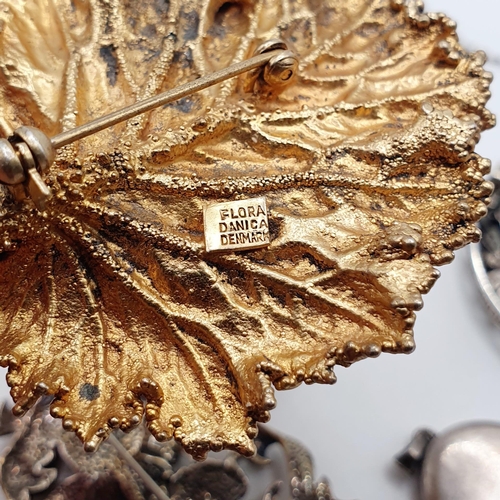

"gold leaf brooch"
[0, 0, 494, 459]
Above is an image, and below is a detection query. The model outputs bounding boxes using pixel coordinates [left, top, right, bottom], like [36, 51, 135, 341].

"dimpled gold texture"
[0, 0, 494, 459]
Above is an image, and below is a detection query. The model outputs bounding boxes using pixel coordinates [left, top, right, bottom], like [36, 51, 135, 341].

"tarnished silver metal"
[397, 423, 500, 500]
[12, 141, 52, 212]
[0, 399, 334, 500]
[472, 175, 500, 325]
[397, 428, 435, 474]
[13, 142, 35, 170]
[471, 242, 500, 324]
[13, 126, 55, 174]
[0, 139, 25, 185]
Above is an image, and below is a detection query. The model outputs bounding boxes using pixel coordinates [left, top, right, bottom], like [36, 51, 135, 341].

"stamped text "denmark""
[203, 197, 270, 252]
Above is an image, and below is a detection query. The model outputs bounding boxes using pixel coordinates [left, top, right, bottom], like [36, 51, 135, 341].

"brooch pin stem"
[0, 39, 297, 211]
[52, 43, 295, 149]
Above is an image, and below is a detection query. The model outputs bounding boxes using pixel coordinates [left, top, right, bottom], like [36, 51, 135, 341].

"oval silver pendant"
[398, 423, 500, 500]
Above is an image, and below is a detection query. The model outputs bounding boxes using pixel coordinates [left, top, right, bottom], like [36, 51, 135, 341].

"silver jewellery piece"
[0, 398, 334, 500]
[471, 176, 500, 325]
[397, 423, 500, 500]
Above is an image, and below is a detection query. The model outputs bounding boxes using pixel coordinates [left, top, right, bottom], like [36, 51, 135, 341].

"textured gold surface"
[0, 0, 494, 459]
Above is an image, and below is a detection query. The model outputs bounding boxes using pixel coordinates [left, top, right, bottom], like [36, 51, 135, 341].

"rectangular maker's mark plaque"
[204, 197, 270, 252]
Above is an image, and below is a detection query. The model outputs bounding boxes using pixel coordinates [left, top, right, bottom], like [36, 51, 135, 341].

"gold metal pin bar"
[52, 49, 284, 149]
[0, 39, 297, 211]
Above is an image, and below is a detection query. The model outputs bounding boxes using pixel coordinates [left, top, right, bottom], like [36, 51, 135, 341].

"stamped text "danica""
[203, 197, 270, 252]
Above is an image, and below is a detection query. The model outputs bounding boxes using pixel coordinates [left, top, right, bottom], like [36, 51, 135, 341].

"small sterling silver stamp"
[204, 197, 270, 252]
